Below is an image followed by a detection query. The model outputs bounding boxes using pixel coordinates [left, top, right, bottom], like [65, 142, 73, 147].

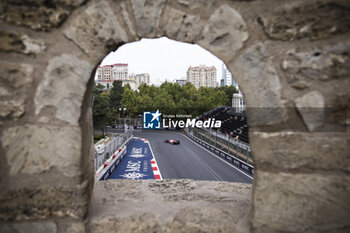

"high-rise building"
[220, 78, 225, 87]
[186, 65, 217, 88]
[134, 73, 150, 87]
[222, 63, 237, 88]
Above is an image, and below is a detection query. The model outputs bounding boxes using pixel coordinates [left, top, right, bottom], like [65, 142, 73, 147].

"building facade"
[134, 73, 150, 87]
[186, 65, 217, 88]
[222, 63, 237, 88]
[174, 78, 187, 86]
[232, 88, 245, 113]
[96, 63, 128, 89]
[96, 64, 150, 90]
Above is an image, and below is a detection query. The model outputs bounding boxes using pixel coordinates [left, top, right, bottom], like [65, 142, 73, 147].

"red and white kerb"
[150, 159, 162, 180]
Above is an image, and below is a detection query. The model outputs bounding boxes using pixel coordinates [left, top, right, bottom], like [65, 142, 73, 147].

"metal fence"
[94, 129, 133, 171]
[188, 127, 253, 165]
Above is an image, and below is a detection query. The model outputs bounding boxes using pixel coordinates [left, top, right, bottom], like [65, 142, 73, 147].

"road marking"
[147, 140, 163, 180]
[185, 147, 223, 181]
[179, 133, 254, 180]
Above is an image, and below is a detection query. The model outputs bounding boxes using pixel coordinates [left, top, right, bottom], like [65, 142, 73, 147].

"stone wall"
[0, 0, 349, 232]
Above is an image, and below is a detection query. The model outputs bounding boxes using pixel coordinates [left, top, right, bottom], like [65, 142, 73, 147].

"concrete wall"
[0, 0, 349, 232]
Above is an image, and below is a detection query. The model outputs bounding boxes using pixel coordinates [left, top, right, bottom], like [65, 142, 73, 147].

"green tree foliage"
[93, 80, 238, 131]
[110, 80, 123, 109]
[120, 82, 236, 117]
[93, 83, 117, 135]
[214, 85, 238, 106]
[93, 94, 111, 136]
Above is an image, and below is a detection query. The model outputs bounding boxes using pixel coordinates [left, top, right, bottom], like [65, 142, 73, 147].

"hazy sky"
[99, 37, 224, 85]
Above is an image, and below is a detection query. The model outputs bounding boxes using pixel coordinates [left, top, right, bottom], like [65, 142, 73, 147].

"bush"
[94, 134, 104, 143]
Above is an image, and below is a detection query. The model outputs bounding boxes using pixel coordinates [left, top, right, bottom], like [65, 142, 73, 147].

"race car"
[164, 139, 180, 145]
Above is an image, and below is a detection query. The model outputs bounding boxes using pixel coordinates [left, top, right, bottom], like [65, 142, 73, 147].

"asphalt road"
[133, 130, 253, 184]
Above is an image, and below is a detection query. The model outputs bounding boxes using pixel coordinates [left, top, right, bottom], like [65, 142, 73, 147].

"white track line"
[179, 133, 254, 180]
[147, 140, 163, 180]
[184, 146, 223, 181]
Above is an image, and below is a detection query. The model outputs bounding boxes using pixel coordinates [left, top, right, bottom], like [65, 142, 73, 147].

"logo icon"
[143, 110, 161, 129]
[120, 172, 147, 179]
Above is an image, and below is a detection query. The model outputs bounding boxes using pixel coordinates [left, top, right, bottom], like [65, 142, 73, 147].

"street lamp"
[118, 107, 127, 131]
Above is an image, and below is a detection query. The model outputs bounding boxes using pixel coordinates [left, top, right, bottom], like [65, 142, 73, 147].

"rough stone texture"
[0, 220, 57, 233]
[65, 221, 86, 233]
[0, 1, 349, 233]
[282, 41, 350, 88]
[1, 125, 81, 176]
[295, 91, 325, 131]
[251, 132, 350, 172]
[0, 62, 33, 120]
[0, 181, 90, 221]
[120, 3, 137, 38]
[88, 179, 252, 233]
[130, 0, 166, 37]
[258, 0, 350, 41]
[231, 43, 284, 126]
[252, 171, 350, 233]
[177, 0, 216, 10]
[34, 54, 92, 125]
[198, 5, 249, 62]
[64, 1, 128, 55]
[0, 31, 24, 54]
[0, 32, 45, 55]
[161, 7, 202, 43]
[20, 35, 46, 55]
[0, 0, 85, 31]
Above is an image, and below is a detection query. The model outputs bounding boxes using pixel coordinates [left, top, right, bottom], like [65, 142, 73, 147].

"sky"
[99, 37, 224, 85]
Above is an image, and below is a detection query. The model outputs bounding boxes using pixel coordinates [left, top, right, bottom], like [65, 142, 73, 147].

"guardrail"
[95, 135, 133, 181]
[94, 129, 133, 171]
[184, 130, 254, 176]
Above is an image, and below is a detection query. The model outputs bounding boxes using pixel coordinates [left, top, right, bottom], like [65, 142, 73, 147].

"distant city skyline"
[98, 37, 224, 85]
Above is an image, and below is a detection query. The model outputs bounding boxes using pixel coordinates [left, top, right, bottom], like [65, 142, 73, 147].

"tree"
[93, 94, 111, 136]
[93, 83, 105, 95]
[110, 80, 123, 109]
[215, 85, 238, 106]
[119, 82, 237, 118]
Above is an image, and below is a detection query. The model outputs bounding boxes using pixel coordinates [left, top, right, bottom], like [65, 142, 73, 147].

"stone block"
[64, 1, 128, 55]
[1, 125, 82, 177]
[295, 91, 325, 131]
[198, 5, 249, 62]
[258, 1, 350, 41]
[130, 0, 166, 37]
[34, 54, 92, 125]
[0, 181, 90, 221]
[282, 41, 350, 87]
[252, 171, 350, 233]
[0, 62, 33, 120]
[0, 221, 57, 233]
[120, 3, 137, 38]
[177, 0, 216, 10]
[251, 132, 350, 172]
[0, 31, 45, 55]
[161, 7, 202, 43]
[231, 43, 284, 126]
[0, 0, 85, 31]
[88, 179, 251, 233]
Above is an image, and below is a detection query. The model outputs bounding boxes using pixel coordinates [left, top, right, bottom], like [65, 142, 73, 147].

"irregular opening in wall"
[92, 37, 253, 184]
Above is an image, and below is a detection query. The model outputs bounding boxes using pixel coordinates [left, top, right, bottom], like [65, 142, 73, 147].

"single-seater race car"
[164, 139, 180, 145]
